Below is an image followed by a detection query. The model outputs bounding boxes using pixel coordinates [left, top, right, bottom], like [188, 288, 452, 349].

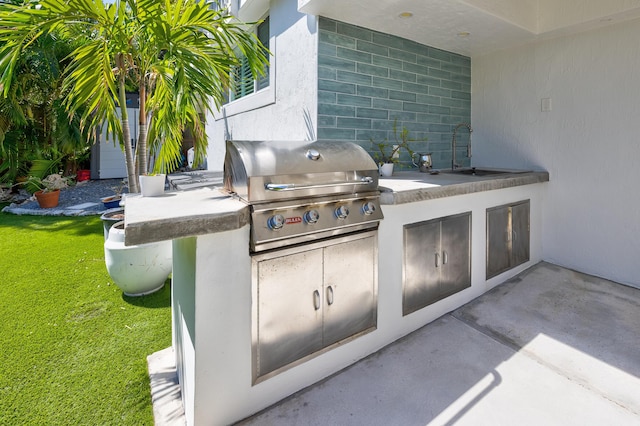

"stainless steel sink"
[442, 167, 527, 176]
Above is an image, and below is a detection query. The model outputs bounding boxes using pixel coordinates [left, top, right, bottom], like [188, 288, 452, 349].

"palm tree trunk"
[137, 83, 148, 175]
[116, 54, 138, 193]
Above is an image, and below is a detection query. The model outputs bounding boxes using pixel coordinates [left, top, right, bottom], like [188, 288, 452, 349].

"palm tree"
[0, 0, 268, 192]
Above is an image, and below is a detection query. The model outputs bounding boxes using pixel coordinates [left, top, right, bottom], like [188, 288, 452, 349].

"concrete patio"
[150, 261, 640, 425]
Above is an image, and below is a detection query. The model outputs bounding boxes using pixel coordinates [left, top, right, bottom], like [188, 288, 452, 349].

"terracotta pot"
[34, 189, 60, 208]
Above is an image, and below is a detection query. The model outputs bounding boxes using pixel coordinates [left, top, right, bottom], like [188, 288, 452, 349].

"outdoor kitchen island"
[124, 168, 549, 426]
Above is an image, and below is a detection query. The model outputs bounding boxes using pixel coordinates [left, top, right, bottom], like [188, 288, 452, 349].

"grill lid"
[224, 140, 379, 203]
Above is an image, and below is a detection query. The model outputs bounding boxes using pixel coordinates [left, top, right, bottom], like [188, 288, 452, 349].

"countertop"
[379, 169, 549, 205]
[124, 168, 549, 245]
[124, 187, 249, 246]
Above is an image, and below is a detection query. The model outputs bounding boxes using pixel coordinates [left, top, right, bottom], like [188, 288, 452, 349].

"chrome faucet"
[452, 123, 473, 169]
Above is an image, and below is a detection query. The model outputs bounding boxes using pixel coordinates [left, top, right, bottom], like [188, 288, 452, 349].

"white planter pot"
[139, 174, 166, 197]
[379, 163, 394, 177]
[104, 221, 172, 296]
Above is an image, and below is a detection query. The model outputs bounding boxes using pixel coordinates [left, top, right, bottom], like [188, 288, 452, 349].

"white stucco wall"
[472, 17, 640, 288]
[206, 0, 318, 170]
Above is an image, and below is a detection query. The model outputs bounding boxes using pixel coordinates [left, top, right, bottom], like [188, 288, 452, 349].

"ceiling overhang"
[298, 0, 640, 57]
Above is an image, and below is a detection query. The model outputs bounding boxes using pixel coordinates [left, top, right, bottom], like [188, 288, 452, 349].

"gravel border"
[2, 179, 127, 216]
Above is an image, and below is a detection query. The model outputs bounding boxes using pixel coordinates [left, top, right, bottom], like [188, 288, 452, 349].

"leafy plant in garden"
[24, 173, 73, 193]
[0, 0, 270, 193]
[0, 30, 88, 185]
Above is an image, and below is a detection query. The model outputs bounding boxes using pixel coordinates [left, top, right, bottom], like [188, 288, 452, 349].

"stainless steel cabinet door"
[440, 213, 471, 297]
[323, 235, 377, 347]
[255, 248, 324, 378]
[403, 213, 471, 315]
[511, 201, 530, 267]
[486, 200, 530, 279]
[486, 206, 511, 278]
[403, 219, 441, 316]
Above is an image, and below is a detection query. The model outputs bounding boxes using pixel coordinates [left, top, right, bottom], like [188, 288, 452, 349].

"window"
[229, 16, 270, 102]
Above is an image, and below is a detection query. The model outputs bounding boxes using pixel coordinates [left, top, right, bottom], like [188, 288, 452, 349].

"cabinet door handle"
[442, 250, 448, 265]
[435, 252, 440, 267]
[326, 286, 334, 306]
[513, 230, 518, 242]
[313, 290, 321, 310]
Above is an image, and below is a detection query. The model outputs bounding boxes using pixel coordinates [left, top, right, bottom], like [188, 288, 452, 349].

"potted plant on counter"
[371, 120, 421, 177]
[138, 173, 166, 197]
[372, 142, 404, 177]
[26, 173, 73, 208]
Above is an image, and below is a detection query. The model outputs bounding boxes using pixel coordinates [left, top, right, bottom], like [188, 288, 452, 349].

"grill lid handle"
[265, 176, 374, 192]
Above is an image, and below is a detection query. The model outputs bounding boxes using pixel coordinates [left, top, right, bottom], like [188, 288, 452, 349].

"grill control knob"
[335, 205, 350, 219]
[304, 209, 320, 224]
[267, 214, 285, 230]
[362, 201, 377, 215]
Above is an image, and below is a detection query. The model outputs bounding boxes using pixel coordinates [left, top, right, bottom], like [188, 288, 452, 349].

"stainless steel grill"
[224, 140, 382, 382]
[223, 140, 384, 252]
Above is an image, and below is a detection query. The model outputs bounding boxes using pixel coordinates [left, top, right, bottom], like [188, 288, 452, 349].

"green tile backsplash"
[318, 18, 471, 169]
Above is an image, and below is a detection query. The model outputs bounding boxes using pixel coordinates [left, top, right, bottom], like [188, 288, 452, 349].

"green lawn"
[0, 212, 171, 425]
